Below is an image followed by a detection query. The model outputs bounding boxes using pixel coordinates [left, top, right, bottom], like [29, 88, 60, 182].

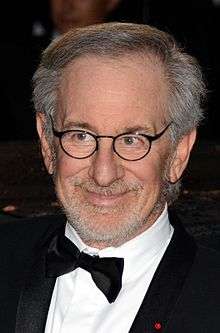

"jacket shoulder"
[0, 214, 65, 262]
[193, 244, 220, 276]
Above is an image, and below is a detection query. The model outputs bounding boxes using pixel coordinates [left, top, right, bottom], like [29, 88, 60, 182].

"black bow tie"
[45, 234, 124, 303]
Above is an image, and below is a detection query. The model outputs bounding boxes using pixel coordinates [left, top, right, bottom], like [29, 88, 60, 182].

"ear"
[36, 113, 55, 175]
[168, 129, 196, 183]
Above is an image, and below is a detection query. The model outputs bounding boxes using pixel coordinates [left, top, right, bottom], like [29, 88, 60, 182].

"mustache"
[69, 178, 143, 196]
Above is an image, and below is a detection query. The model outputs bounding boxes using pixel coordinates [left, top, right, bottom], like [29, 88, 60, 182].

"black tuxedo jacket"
[0, 214, 220, 333]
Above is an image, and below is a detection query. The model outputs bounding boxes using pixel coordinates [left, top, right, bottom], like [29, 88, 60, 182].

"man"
[0, 23, 220, 332]
[49, 0, 121, 33]
[32, 0, 122, 43]
[0, 0, 122, 140]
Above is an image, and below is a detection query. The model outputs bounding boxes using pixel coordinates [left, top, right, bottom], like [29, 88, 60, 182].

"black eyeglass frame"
[50, 116, 172, 162]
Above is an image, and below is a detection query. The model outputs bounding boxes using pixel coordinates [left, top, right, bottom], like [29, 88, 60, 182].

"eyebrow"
[122, 125, 153, 133]
[62, 121, 153, 134]
[62, 121, 98, 132]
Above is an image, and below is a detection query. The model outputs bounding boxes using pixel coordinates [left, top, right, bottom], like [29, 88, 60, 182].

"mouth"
[84, 190, 127, 207]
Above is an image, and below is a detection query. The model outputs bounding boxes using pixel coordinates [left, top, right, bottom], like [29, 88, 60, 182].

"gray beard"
[57, 177, 167, 248]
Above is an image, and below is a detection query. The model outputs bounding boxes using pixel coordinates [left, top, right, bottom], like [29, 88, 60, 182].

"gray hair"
[33, 22, 206, 143]
[33, 22, 207, 204]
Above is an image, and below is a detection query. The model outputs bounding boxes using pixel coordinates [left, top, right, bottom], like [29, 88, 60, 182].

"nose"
[88, 139, 124, 187]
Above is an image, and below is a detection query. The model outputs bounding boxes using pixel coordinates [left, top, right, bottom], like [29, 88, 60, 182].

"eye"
[118, 134, 147, 148]
[64, 131, 94, 144]
[123, 136, 138, 145]
[75, 132, 90, 142]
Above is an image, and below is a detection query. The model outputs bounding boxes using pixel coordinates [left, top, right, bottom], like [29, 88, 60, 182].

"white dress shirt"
[45, 206, 173, 333]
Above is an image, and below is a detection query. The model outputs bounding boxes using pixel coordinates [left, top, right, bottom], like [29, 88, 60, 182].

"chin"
[58, 186, 166, 246]
[62, 202, 150, 247]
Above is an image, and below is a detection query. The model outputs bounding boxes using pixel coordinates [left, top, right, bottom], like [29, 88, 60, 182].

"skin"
[37, 55, 196, 249]
[50, 0, 121, 33]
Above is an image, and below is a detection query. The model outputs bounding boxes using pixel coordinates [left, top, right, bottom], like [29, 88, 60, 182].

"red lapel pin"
[154, 322, 162, 330]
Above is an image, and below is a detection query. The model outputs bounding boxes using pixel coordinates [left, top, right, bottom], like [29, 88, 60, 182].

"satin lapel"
[15, 223, 65, 333]
[129, 221, 197, 333]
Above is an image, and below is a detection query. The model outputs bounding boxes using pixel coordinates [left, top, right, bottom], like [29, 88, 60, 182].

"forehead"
[57, 55, 168, 131]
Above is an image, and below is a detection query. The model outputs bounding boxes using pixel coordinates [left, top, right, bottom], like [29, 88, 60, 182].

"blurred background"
[1, 0, 220, 141]
[0, 0, 219, 248]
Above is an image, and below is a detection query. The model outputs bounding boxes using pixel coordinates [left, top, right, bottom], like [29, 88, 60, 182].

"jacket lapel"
[14, 215, 196, 332]
[129, 219, 197, 333]
[15, 222, 65, 333]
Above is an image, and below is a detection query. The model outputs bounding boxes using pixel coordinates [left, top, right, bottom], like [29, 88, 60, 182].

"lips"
[85, 190, 127, 207]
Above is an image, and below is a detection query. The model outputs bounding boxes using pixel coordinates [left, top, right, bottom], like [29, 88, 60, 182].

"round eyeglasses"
[50, 117, 172, 162]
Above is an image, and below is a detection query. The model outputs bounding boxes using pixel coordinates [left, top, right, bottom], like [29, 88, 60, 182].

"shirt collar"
[65, 204, 173, 282]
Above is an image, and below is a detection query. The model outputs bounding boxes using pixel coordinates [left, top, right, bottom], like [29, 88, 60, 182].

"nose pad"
[88, 141, 124, 186]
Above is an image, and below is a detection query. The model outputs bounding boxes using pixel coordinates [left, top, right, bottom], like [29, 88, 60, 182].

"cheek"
[54, 154, 86, 203]
[54, 152, 89, 181]
[131, 156, 167, 216]
[130, 155, 165, 186]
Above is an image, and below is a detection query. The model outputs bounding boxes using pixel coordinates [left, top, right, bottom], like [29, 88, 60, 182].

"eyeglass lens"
[60, 131, 150, 160]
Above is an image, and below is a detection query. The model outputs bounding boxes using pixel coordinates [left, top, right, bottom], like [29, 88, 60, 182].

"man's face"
[41, 55, 173, 248]
[50, 0, 118, 33]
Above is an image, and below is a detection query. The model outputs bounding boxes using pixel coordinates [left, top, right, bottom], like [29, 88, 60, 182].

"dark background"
[0, 0, 219, 140]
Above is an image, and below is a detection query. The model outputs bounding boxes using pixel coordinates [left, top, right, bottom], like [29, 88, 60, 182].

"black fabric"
[0, 215, 65, 333]
[129, 219, 197, 333]
[15, 253, 56, 333]
[0, 214, 220, 333]
[46, 234, 124, 303]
